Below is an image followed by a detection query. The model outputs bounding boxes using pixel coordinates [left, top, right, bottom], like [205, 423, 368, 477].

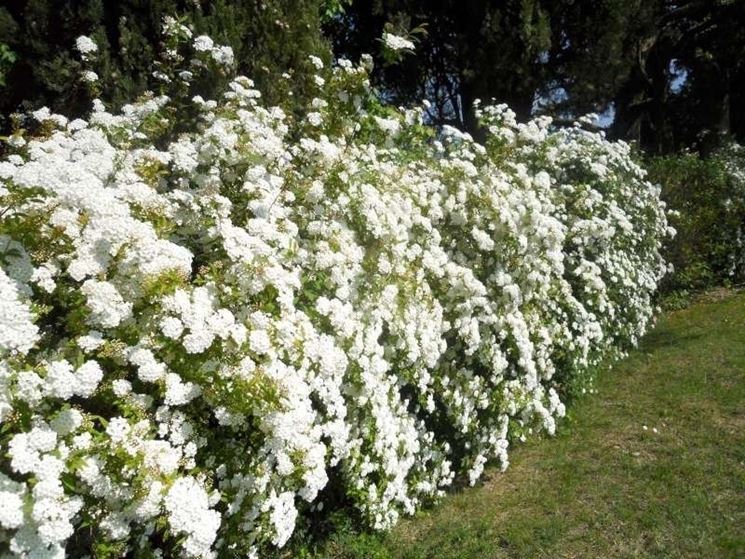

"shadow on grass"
[636, 327, 704, 352]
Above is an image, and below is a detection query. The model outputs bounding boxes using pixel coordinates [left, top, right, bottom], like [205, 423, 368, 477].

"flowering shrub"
[647, 143, 745, 295]
[0, 27, 670, 558]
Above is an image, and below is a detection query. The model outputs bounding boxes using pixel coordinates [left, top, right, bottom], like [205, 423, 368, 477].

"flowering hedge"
[0, 27, 671, 559]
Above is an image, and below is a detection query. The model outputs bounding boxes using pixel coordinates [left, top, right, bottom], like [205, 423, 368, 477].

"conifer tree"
[0, 1, 332, 130]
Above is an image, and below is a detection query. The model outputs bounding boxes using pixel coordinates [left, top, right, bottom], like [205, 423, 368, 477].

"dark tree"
[329, 0, 745, 153]
[326, 0, 552, 133]
[0, 0, 332, 129]
[542, 0, 745, 153]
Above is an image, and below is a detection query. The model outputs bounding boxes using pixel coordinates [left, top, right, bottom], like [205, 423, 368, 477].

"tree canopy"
[327, 0, 745, 153]
[1, 0, 743, 153]
[0, 0, 332, 130]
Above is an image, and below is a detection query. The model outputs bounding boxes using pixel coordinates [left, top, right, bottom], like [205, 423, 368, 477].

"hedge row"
[647, 144, 745, 298]
[0, 27, 670, 558]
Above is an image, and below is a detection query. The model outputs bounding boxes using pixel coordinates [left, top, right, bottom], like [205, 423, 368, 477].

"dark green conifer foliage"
[0, 1, 331, 129]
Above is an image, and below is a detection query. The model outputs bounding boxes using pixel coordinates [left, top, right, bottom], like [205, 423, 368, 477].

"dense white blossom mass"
[74, 35, 98, 60]
[0, 27, 671, 558]
[382, 32, 415, 51]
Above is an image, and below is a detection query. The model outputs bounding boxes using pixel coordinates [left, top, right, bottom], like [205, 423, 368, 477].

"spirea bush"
[0, 26, 671, 559]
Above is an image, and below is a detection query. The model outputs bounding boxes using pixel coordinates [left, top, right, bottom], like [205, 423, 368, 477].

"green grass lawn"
[306, 290, 745, 559]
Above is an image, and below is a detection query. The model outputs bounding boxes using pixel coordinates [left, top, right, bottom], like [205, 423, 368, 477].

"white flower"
[267, 491, 298, 547]
[211, 45, 234, 66]
[164, 373, 201, 406]
[81, 70, 99, 83]
[77, 331, 105, 352]
[31, 264, 57, 293]
[112, 379, 132, 397]
[161, 317, 184, 339]
[45, 360, 77, 400]
[142, 440, 181, 474]
[81, 280, 132, 328]
[249, 329, 271, 354]
[75, 35, 98, 56]
[307, 112, 323, 127]
[0, 268, 39, 355]
[106, 417, 131, 444]
[75, 361, 103, 397]
[193, 35, 214, 52]
[6, 135, 25, 148]
[128, 347, 167, 383]
[50, 409, 83, 436]
[382, 32, 415, 52]
[0, 474, 25, 529]
[164, 477, 221, 558]
[374, 116, 400, 136]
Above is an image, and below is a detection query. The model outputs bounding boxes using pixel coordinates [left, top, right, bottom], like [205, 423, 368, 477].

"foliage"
[0, 0, 331, 132]
[534, 0, 745, 152]
[0, 43, 16, 87]
[646, 144, 745, 296]
[4, 0, 743, 156]
[0, 28, 670, 557]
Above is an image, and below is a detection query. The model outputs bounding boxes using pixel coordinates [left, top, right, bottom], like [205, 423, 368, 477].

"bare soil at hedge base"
[303, 289, 745, 559]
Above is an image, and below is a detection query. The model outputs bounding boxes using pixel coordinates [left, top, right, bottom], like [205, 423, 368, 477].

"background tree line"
[326, 0, 745, 155]
[0, 0, 332, 131]
[1, 0, 743, 155]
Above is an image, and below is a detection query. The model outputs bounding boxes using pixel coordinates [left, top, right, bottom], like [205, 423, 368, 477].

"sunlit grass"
[303, 289, 745, 559]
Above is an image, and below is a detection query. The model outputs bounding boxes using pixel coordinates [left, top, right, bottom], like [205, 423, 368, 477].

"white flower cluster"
[0, 33, 670, 557]
[382, 32, 415, 52]
[0, 268, 39, 356]
[74, 35, 98, 59]
[81, 70, 99, 83]
[193, 34, 234, 66]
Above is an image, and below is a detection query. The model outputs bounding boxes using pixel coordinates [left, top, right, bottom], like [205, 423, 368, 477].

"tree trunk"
[701, 67, 732, 156]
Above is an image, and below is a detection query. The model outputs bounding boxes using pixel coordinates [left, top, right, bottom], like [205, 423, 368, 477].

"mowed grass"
[310, 290, 745, 559]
